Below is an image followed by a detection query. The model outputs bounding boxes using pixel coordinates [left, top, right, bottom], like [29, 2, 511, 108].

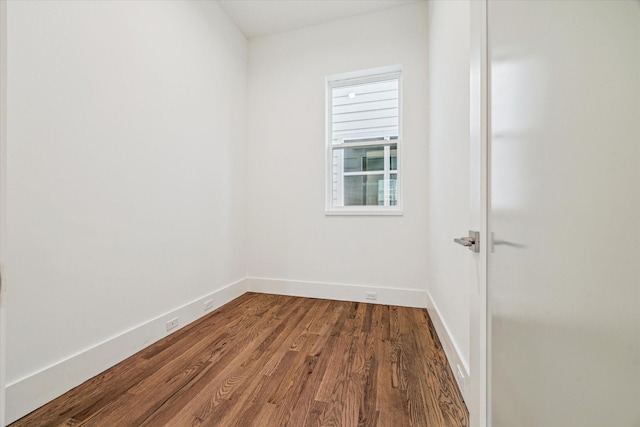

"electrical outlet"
[166, 318, 179, 331]
[365, 291, 377, 301]
[456, 364, 465, 391]
[204, 299, 214, 311]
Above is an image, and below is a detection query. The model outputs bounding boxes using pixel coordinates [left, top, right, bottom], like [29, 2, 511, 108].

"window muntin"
[326, 66, 402, 214]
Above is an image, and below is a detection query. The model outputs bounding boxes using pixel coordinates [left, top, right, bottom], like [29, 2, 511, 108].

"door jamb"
[0, 0, 8, 424]
[469, 0, 489, 425]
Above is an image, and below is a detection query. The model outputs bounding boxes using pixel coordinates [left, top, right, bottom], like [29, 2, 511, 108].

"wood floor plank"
[10, 293, 468, 427]
[288, 335, 339, 427]
[375, 336, 393, 413]
[314, 334, 356, 403]
[260, 336, 320, 426]
[303, 400, 328, 427]
[359, 333, 379, 427]
[316, 335, 361, 426]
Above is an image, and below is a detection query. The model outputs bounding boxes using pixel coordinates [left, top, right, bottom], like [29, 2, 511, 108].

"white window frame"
[325, 65, 403, 216]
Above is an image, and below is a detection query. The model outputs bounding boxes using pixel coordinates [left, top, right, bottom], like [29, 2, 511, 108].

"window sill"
[325, 208, 403, 216]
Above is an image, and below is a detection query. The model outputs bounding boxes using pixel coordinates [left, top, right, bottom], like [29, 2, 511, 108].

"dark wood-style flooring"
[10, 292, 469, 427]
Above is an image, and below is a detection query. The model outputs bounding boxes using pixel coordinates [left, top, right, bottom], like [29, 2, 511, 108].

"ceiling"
[217, 0, 424, 39]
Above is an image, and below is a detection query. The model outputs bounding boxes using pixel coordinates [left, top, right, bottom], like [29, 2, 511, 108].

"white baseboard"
[425, 290, 469, 402]
[246, 277, 426, 308]
[5, 278, 247, 424]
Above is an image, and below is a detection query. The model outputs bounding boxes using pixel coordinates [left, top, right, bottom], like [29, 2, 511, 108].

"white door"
[488, 1, 640, 426]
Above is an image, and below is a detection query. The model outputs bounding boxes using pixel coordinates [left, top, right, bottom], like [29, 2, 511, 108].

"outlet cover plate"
[166, 318, 179, 331]
[456, 364, 465, 390]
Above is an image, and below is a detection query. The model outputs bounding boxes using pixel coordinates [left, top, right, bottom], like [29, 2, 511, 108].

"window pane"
[344, 175, 385, 206]
[344, 146, 384, 172]
[390, 173, 398, 206]
[343, 174, 398, 206]
[390, 148, 397, 171]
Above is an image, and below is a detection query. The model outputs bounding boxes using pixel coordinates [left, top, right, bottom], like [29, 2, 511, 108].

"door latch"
[454, 230, 480, 253]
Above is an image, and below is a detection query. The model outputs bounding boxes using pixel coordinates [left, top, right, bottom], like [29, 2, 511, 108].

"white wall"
[246, 3, 429, 301]
[5, 0, 247, 421]
[425, 1, 471, 371]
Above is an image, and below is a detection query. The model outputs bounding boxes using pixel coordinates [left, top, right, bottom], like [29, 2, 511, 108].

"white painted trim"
[468, 0, 489, 425]
[477, 0, 489, 425]
[327, 64, 403, 85]
[425, 290, 469, 403]
[0, 0, 7, 424]
[247, 277, 426, 308]
[324, 208, 403, 216]
[5, 278, 248, 424]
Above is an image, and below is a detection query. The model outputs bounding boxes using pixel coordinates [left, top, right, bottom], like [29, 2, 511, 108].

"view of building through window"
[341, 145, 397, 206]
[327, 67, 401, 213]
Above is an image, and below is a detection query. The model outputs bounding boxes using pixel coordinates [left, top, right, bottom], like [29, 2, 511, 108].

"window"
[326, 65, 402, 215]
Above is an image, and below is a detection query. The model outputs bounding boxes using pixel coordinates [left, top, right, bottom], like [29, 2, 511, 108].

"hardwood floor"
[10, 293, 469, 427]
